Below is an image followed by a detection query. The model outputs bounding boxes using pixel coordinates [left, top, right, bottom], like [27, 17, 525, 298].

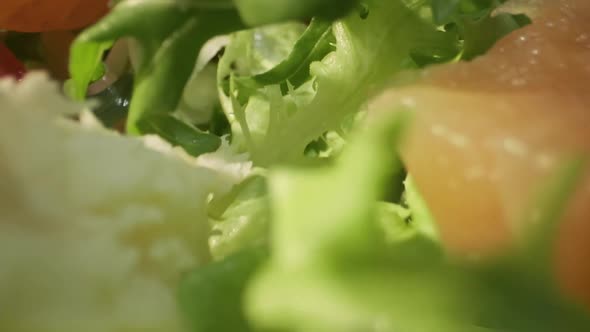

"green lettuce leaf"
[70, 0, 244, 134]
[234, 0, 359, 26]
[208, 175, 270, 260]
[179, 247, 267, 332]
[430, 0, 529, 59]
[66, 40, 113, 100]
[251, 18, 334, 86]
[216, 22, 308, 154]
[244, 110, 590, 332]
[220, 0, 458, 166]
[136, 113, 221, 157]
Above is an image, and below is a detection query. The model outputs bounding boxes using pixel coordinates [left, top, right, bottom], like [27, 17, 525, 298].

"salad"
[1, 0, 589, 331]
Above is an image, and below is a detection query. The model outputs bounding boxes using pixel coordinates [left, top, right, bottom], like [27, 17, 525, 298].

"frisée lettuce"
[2, 0, 589, 331]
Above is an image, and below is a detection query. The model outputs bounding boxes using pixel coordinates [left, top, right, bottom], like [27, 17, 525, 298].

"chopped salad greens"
[1, 0, 590, 331]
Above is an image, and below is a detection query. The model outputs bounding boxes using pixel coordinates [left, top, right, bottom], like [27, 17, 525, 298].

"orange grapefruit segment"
[371, 0, 590, 307]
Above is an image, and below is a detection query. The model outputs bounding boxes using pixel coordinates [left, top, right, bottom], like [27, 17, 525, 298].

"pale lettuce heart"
[0, 73, 251, 332]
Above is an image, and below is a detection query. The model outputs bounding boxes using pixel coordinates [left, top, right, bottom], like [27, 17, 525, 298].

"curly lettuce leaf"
[220, 0, 458, 166]
[251, 18, 334, 86]
[216, 22, 308, 154]
[209, 175, 270, 260]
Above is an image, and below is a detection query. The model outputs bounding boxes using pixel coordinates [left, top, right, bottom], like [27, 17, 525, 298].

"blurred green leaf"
[460, 9, 521, 59]
[72, 0, 244, 134]
[234, 0, 359, 26]
[179, 247, 268, 332]
[136, 114, 221, 157]
[426, 0, 528, 60]
[245, 109, 590, 331]
[431, 0, 461, 24]
[404, 176, 439, 241]
[67, 40, 112, 100]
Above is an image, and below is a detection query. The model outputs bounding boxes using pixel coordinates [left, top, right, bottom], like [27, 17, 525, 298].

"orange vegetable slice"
[0, 0, 109, 32]
[371, 0, 590, 307]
